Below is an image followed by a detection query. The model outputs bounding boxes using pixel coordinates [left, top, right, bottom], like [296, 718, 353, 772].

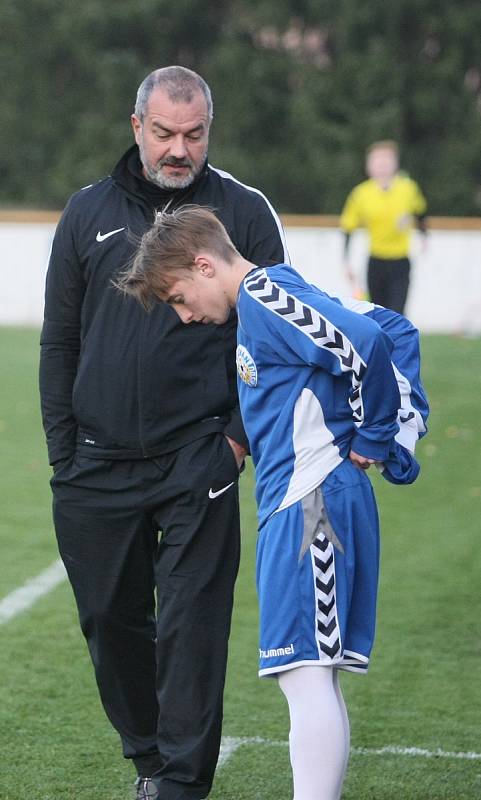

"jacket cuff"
[380, 442, 420, 485]
[223, 409, 250, 453]
[49, 446, 76, 467]
[350, 432, 392, 462]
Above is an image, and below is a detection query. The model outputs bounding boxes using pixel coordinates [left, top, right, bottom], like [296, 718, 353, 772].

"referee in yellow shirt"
[340, 140, 427, 315]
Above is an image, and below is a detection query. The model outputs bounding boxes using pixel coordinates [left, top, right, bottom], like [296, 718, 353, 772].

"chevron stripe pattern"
[244, 270, 366, 424]
[311, 533, 341, 660]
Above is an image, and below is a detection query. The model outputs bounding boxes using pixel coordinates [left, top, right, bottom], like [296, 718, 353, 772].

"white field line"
[352, 745, 481, 760]
[2, 571, 480, 769]
[218, 736, 481, 768]
[0, 559, 67, 625]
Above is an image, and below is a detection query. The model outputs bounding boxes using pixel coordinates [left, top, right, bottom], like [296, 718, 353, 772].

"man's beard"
[141, 149, 206, 190]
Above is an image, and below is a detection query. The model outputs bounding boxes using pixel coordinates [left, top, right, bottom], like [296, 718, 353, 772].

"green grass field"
[0, 328, 480, 799]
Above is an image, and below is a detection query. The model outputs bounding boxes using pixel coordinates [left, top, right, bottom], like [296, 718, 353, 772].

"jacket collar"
[111, 144, 209, 211]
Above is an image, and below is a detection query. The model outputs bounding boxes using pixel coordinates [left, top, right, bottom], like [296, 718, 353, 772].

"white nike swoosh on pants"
[208, 482, 235, 499]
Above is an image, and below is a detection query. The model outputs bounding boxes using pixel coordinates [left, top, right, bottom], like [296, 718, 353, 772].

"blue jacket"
[236, 265, 428, 527]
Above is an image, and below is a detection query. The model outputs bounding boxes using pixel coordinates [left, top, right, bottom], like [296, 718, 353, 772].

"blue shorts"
[256, 459, 380, 677]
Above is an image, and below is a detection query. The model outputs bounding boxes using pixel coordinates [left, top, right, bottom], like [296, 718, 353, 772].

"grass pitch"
[0, 328, 480, 799]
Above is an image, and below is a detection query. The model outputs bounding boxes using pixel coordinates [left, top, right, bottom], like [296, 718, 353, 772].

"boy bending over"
[116, 206, 428, 800]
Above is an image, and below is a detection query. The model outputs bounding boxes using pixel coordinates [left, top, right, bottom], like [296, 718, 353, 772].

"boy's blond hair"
[114, 205, 238, 310]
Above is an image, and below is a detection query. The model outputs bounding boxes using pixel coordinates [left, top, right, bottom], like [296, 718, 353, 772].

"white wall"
[1, 221, 480, 333]
[1, 223, 56, 326]
[286, 227, 481, 335]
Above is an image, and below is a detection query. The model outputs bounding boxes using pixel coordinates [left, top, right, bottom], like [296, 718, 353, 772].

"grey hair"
[134, 66, 213, 122]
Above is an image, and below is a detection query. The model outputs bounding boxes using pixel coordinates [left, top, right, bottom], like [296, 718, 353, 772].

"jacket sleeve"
[39, 198, 85, 465]
[365, 305, 429, 451]
[225, 191, 289, 450]
[325, 295, 427, 484]
[241, 192, 290, 267]
[218, 310, 250, 451]
[241, 276, 401, 461]
[223, 406, 249, 452]
[336, 296, 429, 452]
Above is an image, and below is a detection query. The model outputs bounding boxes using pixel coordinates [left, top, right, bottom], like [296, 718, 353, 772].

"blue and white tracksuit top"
[236, 265, 429, 529]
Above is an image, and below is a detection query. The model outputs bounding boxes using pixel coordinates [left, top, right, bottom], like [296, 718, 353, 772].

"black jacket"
[39, 146, 289, 465]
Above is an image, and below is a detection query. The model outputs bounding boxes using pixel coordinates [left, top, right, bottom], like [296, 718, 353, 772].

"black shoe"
[134, 775, 208, 800]
[135, 777, 160, 800]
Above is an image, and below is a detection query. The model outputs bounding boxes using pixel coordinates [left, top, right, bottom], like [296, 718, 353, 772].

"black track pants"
[51, 434, 241, 800]
[367, 255, 410, 315]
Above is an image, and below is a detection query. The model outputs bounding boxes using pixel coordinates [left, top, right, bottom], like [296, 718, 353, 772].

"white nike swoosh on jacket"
[96, 227, 125, 242]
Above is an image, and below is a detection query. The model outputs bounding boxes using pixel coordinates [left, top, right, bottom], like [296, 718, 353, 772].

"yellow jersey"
[340, 175, 427, 259]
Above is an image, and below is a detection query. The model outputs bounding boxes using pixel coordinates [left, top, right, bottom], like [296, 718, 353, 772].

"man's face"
[163, 268, 231, 326]
[131, 88, 210, 190]
[366, 147, 399, 184]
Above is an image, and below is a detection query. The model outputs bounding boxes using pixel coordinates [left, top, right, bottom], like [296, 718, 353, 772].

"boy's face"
[163, 268, 231, 326]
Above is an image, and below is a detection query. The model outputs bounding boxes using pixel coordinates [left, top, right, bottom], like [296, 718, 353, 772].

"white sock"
[278, 666, 350, 800]
[332, 669, 350, 784]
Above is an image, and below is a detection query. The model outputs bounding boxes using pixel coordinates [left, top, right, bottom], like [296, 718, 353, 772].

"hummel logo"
[399, 411, 415, 424]
[260, 643, 295, 658]
[208, 482, 234, 499]
[96, 227, 125, 242]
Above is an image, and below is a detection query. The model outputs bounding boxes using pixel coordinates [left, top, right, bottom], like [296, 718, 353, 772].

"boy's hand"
[349, 450, 381, 470]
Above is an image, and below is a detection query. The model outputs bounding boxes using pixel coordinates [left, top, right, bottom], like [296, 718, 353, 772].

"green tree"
[1, 0, 480, 213]
[208, 0, 481, 214]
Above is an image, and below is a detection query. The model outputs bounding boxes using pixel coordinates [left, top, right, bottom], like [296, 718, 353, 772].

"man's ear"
[131, 114, 142, 144]
[193, 254, 215, 277]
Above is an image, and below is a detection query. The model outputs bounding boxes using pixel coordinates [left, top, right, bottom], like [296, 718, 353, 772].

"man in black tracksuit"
[39, 66, 288, 800]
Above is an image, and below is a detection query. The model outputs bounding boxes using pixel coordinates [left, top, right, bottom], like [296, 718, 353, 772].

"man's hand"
[225, 435, 248, 470]
[349, 450, 381, 470]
